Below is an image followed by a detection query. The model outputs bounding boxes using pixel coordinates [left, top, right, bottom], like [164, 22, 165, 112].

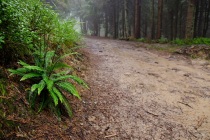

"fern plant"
[9, 49, 88, 118]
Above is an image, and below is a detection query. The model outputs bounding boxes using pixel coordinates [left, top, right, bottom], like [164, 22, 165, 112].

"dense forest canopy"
[46, 0, 210, 40]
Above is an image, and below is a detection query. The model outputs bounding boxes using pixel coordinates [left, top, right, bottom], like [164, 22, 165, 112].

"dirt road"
[82, 37, 210, 139]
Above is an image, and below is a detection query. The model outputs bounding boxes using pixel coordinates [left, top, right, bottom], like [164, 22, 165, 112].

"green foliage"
[0, 79, 15, 138]
[9, 49, 88, 118]
[172, 38, 210, 45]
[172, 38, 185, 45]
[158, 36, 169, 44]
[0, 34, 4, 49]
[137, 38, 146, 42]
[0, 0, 80, 65]
[0, 0, 85, 119]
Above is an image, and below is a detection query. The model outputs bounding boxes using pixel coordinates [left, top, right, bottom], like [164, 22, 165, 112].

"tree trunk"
[105, 11, 109, 37]
[124, 0, 128, 38]
[174, 0, 180, 38]
[151, 0, 155, 39]
[198, 0, 205, 37]
[157, 0, 163, 39]
[193, 0, 199, 37]
[185, 0, 195, 39]
[134, 0, 141, 38]
[203, 0, 210, 37]
[170, 10, 174, 40]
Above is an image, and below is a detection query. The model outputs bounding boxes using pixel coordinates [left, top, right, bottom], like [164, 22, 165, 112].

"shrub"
[137, 38, 146, 42]
[172, 38, 185, 45]
[9, 49, 88, 118]
[158, 36, 168, 44]
[0, 0, 80, 65]
[2, 0, 85, 118]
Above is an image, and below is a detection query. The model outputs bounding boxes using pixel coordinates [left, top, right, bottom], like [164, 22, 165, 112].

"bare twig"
[143, 109, 159, 117]
[0, 96, 10, 99]
[104, 133, 117, 138]
[195, 116, 207, 130]
[178, 101, 193, 109]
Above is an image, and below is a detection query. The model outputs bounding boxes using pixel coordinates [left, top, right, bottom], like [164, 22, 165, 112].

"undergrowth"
[0, 1, 87, 136]
[137, 37, 210, 46]
[172, 37, 210, 45]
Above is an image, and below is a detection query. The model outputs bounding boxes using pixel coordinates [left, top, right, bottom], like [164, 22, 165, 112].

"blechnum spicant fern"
[9, 49, 88, 118]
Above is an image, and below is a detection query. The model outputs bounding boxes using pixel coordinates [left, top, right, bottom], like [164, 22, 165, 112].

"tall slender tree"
[151, 0, 155, 39]
[157, 0, 163, 39]
[185, 0, 196, 39]
[134, 0, 141, 38]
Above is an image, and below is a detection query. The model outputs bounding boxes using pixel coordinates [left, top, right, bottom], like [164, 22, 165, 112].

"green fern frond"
[62, 96, 73, 117]
[45, 51, 55, 67]
[53, 75, 72, 82]
[52, 71, 67, 77]
[56, 82, 81, 99]
[53, 75, 88, 88]
[38, 80, 46, 95]
[8, 68, 28, 76]
[52, 87, 64, 103]
[28, 91, 37, 109]
[23, 66, 44, 72]
[50, 62, 72, 71]
[31, 84, 39, 92]
[49, 89, 58, 106]
[68, 75, 89, 89]
[18, 60, 30, 66]
[44, 77, 58, 106]
[20, 73, 41, 81]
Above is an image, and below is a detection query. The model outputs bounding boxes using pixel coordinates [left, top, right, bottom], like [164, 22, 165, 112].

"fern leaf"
[53, 75, 88, 88]
[23, 66, 44, 72]
[52, 71, 67, 77]
[49, 62, 72, 71]
[20, 73, 41, 81]
[18, 60, 30, 66]
[38, 80, 46, 95]
[8, 68, 28, 76]
[52, 87, 64, 103]
[31, 84, 39, 92]
[68, 75, 89, 89]
[56, 82, 81, 99]
[53, 75, 72, 82]
[44, 78, 58, 106]
[45, 51, 55, 68]
[49, 89, 58, 106]
[28, 91, 37, 109]
[62, 96, 73, 117]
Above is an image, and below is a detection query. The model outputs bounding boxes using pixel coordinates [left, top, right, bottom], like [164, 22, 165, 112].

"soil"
[80, 37, 210, 139]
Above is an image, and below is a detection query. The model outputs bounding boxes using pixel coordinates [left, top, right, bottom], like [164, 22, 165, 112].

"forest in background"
[46, 0, 210, 41]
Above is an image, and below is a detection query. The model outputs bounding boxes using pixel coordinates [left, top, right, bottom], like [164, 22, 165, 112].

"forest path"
[82, 37, 210, 139]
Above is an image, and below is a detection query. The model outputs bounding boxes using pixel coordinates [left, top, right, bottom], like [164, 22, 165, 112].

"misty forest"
[1, 0, 210, 139]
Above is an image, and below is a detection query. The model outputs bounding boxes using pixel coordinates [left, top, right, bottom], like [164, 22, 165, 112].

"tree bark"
[203, 0, 210, 37]
[151, 0, 155, 39]
[185, 0, 195, 39]
[157, 0, 163, 39]
[134, 0, 141, 38]
[124, 0, 128, 38]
